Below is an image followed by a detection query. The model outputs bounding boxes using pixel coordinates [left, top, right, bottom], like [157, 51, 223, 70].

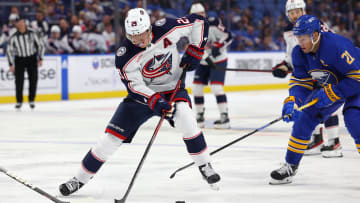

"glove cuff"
[186, 45, 204, 60]
[148, 93, 161, 111]
[284, 96, 295, 104]
[324, 84, 342, 102]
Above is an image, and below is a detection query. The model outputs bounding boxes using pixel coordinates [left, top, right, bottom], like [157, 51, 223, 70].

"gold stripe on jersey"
[346, 70, 360, 82]
[356, 144, 360, 152]
[289, 76, 314, 90]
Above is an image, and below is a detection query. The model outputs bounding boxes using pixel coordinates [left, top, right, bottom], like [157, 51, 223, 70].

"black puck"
[175, 201, 185, 203]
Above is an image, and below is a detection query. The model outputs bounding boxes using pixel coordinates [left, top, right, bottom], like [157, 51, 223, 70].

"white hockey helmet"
[190, 3, 205, 14]
[51, 25, 60, 33]
[286, 0, 306, 19]
[125, 8, 151, 36]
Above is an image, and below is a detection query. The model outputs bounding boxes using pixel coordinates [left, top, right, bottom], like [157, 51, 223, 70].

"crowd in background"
[0, 0, 359, 55]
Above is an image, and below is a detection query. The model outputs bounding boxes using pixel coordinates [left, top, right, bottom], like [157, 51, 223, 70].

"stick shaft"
[0, 166, 69, 203]
[169, 99, 318, 178]
[115, 66, 187, 203]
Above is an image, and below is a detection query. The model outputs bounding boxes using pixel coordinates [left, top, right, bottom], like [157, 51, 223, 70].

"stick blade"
[0, 166, 6, 173]
[114, 198, 125, 203]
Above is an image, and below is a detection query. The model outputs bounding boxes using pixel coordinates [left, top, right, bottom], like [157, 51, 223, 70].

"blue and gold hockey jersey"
[289, 32, 360, 105]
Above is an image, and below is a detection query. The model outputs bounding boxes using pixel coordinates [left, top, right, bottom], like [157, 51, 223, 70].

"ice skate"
[196, 112, 205, 128]
[59, 177, 84, 196]
[214, 112, 230, 129]
[29, 101, 35, 109]
[321, 138, 343, 158]
[304, 132, 323, 155]
[15, 102, 22, 109]
[199, 163, 221, 190]
[269, 163, 298, 185]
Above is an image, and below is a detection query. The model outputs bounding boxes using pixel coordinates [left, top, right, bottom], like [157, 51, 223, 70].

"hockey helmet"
[285, 0, 306, 19]
[190, 3, 205, 14]
[293, 15, 321, 36]
[125, 8, 151, 36]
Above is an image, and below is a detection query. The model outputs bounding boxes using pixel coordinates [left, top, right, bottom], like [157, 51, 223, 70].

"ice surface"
[1, 90, 359, 203]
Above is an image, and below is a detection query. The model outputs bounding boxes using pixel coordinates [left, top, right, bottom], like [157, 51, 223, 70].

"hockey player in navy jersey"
[271, 0, 342, 158]
[189, 3, 233, 129]
[270, 15, 360, 184]
[59, 8, 220, 196]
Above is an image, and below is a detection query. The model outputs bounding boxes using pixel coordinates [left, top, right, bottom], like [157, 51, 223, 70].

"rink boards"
[0, 52, 288, 103]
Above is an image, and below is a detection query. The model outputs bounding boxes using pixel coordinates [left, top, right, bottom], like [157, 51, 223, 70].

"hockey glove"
[148, 93, 175, 120]
[180, 44, 204, 71]
[272, 61, 293, 78]
[211, 42, 223, 58]
[312, 84, 343, 108]
[282, 96, 300, 122]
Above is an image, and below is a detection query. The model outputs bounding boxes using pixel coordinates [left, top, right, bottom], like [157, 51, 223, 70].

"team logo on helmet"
[142, 53, 172, 78]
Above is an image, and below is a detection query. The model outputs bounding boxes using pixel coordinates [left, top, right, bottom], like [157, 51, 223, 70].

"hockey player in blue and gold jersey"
[270, 15, 360, 184]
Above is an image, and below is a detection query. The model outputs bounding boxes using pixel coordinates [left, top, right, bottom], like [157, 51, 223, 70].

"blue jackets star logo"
[142, 52, 173, 78]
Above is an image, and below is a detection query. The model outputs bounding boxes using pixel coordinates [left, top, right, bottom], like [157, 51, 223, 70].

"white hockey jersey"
[200, 17, 232, 65]
[284, 21, 332, 67]
[115, 14, 208, 103]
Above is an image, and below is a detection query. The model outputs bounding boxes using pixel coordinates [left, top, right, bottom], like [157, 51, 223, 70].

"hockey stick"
[204, 54, 292, 73]
[0, 166, 69, 203]
[114, 65, 188, 203]
[169, 98, 318, 179]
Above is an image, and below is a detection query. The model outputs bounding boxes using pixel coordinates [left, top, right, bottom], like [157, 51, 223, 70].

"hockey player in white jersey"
[59, 8, 220, 196]
[271, 0, 342, 158]
[190, 3, 233, 129]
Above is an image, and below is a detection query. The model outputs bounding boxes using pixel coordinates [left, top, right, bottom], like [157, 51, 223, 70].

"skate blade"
[214, 123, 230, 129]
[197, 122, 205, 128]
[322, 150, 343, 158]
[209, 183, 220, 191]
[269, 177, 293, 185]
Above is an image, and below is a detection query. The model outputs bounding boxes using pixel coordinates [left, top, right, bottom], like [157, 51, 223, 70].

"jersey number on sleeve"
[341, 50, 355, 65]
[176, 17, 190, 24]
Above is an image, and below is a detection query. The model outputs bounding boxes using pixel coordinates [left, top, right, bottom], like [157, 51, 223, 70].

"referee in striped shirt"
[6, 17, 45, 109]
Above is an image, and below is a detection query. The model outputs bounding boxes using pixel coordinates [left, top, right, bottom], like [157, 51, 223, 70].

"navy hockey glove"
[282, 96, 300, 122]
[180, 45, 204, 71]
[312, 84, 343, 108]
[148, 93, 175, 119]
[211, 42, 223, 58]
[272, 61, 293, 78]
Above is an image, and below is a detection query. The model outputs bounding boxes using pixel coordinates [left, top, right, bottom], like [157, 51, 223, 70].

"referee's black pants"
[14, 55, 38, 103]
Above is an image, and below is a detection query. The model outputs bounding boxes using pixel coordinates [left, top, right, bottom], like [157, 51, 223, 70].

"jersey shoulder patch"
[115, 39, 143, 70]
[154, 18, 167, 27]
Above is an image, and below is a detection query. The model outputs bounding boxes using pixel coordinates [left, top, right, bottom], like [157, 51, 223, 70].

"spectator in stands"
[68, 25, 88, 53]
[46, 25, 73, 54]
[96, 14, 111, 33]
[59, 18, 71, 39]
[30, 10, 49, 46]
[102, 24, 115, 52]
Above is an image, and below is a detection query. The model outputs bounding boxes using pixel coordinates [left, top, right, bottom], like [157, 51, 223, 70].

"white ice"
[1, 90, 360, 203]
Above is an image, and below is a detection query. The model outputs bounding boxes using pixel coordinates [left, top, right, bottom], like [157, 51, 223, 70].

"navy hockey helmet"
[293, 15, 321, 36]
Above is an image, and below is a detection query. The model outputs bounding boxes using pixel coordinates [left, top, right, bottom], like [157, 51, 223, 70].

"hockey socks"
[286, 135, 310, 165]
[215, 94, 228, 114]
[183, 132, 210, 166]
[77, 149, 105, 183]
